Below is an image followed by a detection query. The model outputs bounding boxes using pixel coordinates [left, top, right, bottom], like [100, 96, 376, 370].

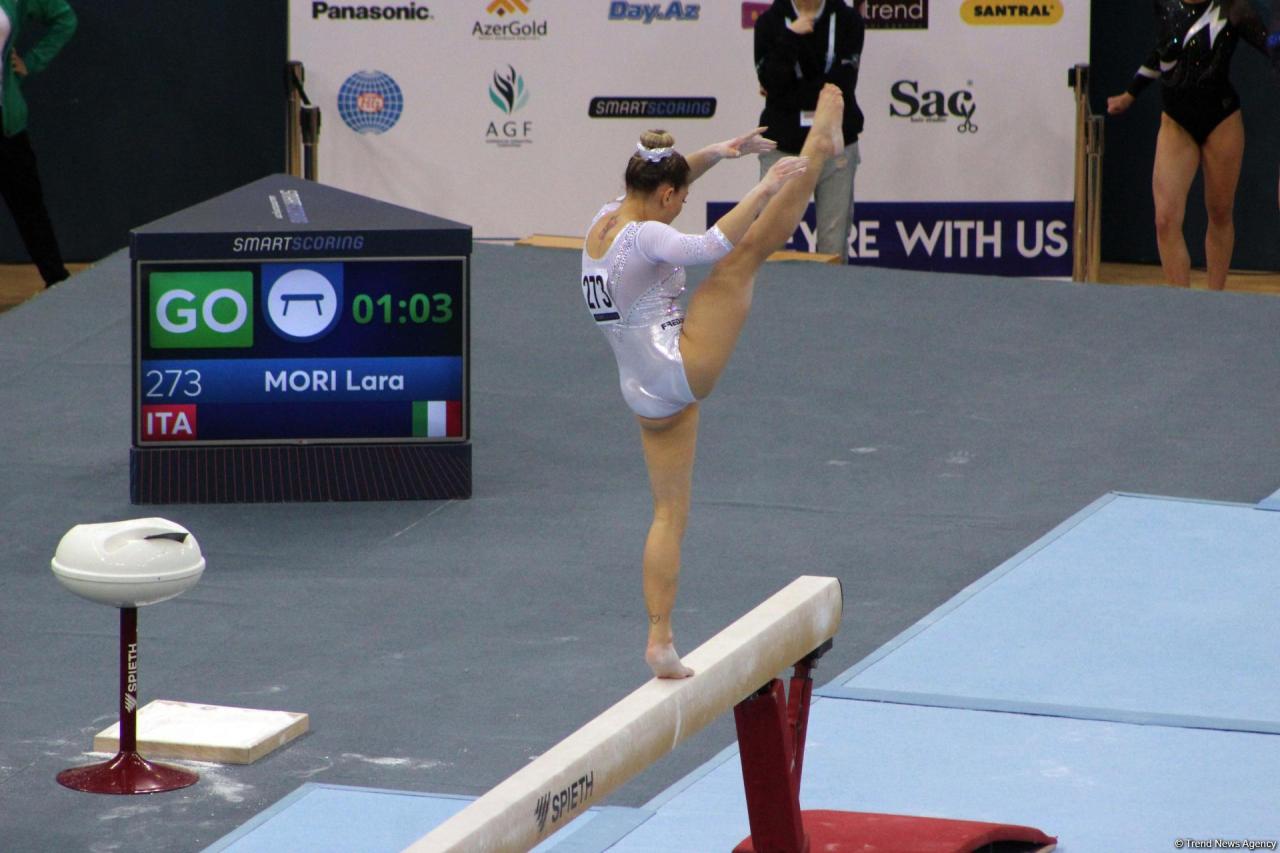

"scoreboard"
[130, 176, 471, 503]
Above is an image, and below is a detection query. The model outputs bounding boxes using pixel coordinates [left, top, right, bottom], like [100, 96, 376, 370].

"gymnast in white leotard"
[581, 197, 734, 418]
[581, 89, 845, 680]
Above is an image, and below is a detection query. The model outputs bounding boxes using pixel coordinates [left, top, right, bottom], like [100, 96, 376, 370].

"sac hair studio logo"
[487, 66, 533, 147]
[473, 0, 549, 40]
[889, 80, 977, 133]
[337, 70, 404, 134]
[859, 0, 928, 30]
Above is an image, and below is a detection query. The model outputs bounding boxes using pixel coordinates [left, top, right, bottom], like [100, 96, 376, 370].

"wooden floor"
[1, 259, 1278, 315]
[0, 262, 93, 312]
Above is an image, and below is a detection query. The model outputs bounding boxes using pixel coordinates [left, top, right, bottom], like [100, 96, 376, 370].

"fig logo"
[960, 1, 1062, 26]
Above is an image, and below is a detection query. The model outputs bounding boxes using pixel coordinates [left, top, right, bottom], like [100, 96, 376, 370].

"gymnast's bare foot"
[811, 83, 844, 157]
[646, 642, 694, 679]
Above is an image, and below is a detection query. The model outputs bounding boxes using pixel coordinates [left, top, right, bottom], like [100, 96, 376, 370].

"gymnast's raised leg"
[639, 84, 844, 678]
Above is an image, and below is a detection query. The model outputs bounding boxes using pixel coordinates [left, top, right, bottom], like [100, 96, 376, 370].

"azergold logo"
[960, 1, 1062, 26]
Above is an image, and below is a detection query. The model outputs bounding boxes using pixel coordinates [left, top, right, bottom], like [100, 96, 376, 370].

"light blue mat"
[207, 493, 1280, 852]
[202, 783, 651, 853]
[607, 698, 1280, 852]
[822, 493, 1280, 733]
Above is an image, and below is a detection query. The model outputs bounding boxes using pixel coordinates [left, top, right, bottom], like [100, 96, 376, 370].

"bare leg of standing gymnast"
[639, 84, 844, 677]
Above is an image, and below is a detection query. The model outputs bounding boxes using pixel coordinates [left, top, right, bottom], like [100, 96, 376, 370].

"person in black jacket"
[754, 0, 864, 260]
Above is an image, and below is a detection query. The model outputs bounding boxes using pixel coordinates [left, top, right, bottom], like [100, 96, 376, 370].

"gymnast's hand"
[715, 127, 776, 160]
[1107, 93, 1134, 115]
[761, 156, 808, 194]
[9, 52, 27, 77]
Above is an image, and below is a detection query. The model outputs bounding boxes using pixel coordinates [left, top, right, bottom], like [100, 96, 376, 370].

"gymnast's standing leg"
[639, 84, 844, 677]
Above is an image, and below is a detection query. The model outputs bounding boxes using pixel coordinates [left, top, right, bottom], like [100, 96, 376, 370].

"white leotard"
[581, 201, 734, 418]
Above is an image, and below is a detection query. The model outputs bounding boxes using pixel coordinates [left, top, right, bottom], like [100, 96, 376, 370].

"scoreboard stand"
[130, 175, 471, 503]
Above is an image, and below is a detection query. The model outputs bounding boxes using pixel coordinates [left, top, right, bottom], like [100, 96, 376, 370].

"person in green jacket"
[1, 0, 76, 287]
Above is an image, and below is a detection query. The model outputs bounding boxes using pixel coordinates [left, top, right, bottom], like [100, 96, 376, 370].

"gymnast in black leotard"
[1108, 0, 1279, 290]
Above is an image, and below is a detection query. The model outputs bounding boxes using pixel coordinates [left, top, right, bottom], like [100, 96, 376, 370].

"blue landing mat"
[208, 493, 1280, 852]
[822, 493, 1280, 733]
[1258, 487, 1280, 511]
[203, 783, 651, 853]
[606, 698, 1280, 852]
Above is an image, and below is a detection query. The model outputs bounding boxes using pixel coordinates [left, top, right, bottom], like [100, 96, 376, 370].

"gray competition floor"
[2, 245, 1279, 853]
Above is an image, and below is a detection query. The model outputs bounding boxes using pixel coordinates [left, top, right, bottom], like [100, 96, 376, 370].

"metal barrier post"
[301, 106, 322, 182]
[1069, 64, 1104, 283]
[1087, 114, 1104, 283]
[285, 61, 304, 177]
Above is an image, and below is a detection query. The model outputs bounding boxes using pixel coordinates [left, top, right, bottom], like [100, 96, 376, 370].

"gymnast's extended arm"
[684, 128, 777, 183]
[634, 157, 809, 261]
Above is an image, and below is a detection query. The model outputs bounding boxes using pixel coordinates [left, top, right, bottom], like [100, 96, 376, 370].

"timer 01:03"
[352, 293, 454, 325]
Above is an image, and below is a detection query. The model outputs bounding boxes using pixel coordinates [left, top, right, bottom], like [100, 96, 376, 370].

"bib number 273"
[581, 272, 619, 323]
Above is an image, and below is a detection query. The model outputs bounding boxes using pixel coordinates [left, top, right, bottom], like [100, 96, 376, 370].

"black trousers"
[0, 121, 69, 286]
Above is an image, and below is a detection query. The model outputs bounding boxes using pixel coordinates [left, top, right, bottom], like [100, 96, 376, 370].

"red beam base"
[735, 810, 1057, 853]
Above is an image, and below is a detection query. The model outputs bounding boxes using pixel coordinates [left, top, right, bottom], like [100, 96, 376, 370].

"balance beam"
[403, 575, 842, 853]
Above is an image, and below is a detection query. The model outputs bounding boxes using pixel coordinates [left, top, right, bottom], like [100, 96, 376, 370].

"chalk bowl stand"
[50, 519, 206, 794]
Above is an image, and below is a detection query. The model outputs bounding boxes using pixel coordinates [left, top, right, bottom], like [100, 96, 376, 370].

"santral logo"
[960, 1, 1061, 25]
[262, 264, 344, 342]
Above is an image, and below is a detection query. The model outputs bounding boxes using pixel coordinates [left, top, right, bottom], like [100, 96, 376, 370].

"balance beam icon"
[280, 293, 325, 316]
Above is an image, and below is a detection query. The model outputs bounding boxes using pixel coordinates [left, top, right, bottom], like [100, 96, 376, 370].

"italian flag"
[412, 401, 463, 438]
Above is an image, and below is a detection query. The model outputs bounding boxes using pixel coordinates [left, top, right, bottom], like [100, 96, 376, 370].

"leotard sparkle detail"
[581, 201, 733, 419]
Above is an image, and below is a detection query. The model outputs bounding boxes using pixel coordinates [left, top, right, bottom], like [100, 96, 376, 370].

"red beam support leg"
[734, 679, 807, 853]
[731, 642, 1058, 853]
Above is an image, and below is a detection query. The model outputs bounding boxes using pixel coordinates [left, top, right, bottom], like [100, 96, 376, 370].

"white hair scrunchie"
[635, 141, 675, 163]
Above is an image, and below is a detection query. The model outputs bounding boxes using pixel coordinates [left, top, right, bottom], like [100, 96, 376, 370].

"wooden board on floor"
[93, 700, 309, 765]
[515, 234, 842, 264]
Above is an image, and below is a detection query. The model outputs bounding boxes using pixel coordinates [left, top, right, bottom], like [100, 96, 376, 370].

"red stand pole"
[57, 607, 199, 794]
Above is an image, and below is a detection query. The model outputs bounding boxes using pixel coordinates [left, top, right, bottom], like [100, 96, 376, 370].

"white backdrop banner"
[288, 1, 1088, 276]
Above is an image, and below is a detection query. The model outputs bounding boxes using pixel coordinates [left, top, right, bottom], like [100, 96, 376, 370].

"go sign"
[149, 271, 254, 348]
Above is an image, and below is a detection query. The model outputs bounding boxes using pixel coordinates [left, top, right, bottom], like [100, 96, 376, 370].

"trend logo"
[490, 66, 529, 114]
[487, 0, 529, 14]
[337, 70, 405, 134]
[860, 0, 929, 30]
